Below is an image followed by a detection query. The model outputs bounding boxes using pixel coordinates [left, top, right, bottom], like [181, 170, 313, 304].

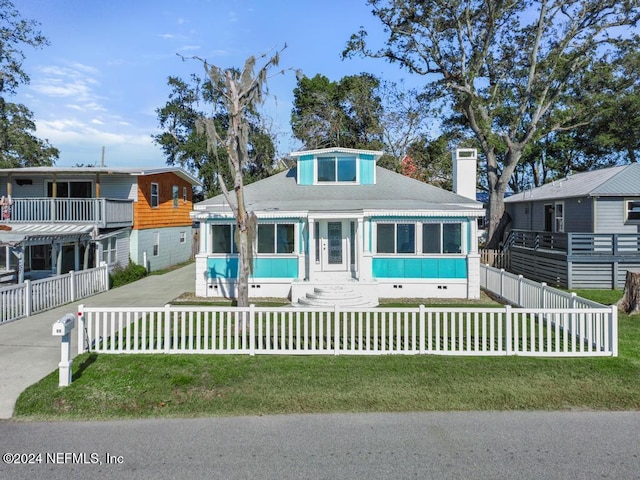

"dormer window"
[317, 156, 357, 183]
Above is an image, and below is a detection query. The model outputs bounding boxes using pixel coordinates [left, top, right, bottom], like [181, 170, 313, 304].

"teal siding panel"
[298, 155, 314, 185]
[404, 259, 423, 277]
[387, 258, 406, 277]
[208, 257, 238, 279]
[372, 258, 387, 277]
[421, 259, 440, 277]
[253, 257, 298, 278]
[360, 157, 375, 185]
[372, 257, 468, 279]
[208, 257, 298, 279]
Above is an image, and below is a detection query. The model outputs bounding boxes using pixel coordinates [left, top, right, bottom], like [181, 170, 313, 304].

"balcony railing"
[509, 229, 640, 256]
[2, 198, 133, 228]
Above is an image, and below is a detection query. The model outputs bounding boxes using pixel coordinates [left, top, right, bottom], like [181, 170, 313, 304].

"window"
[211, 224, 235, 253]
[257, 224, 295, 254]
[153, 232, 159, 256]
[183, 186, 187, 204]
[172, 185, 179, 207]
[555, 202, 564, 232]
[422, 224, 441, 253]
[179, 231, 186, 243]
[422, 223, 463, 254]
[626, 200, 640, 223]
[47, 181, 91, 198]
[376, 223, 415, 254]
[317, 156, 357, 183]
[443, 224, 462, 253]
[101, 238, 117, 264]
[151, 183, 159, 208]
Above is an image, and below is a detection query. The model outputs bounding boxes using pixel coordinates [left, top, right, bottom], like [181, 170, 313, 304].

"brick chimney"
[452, 148, 477, 201]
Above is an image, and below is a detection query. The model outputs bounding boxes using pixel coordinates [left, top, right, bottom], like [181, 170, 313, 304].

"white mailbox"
[52, 314, 75, 336]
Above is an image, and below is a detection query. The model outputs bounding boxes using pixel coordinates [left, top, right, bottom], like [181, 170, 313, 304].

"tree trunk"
[618, 270, 640, 315]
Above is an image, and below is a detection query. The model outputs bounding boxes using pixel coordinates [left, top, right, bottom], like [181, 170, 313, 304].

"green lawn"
[13, 291, 640, 421]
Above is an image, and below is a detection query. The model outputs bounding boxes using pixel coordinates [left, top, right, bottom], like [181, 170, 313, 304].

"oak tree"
[0, 0, 58, 167]
[345, 0, 640, 247]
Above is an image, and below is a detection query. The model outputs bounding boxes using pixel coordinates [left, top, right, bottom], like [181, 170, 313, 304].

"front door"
[321, 220, 348, 272]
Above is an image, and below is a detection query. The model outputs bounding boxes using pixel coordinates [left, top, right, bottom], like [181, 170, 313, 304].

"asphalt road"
[1, 411, 639, 480]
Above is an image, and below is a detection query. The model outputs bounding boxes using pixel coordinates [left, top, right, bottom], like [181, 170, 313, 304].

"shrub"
[109, 261, 147, 288]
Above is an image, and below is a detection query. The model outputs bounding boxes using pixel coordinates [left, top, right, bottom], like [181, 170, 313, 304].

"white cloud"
[178, 45, 201, 52]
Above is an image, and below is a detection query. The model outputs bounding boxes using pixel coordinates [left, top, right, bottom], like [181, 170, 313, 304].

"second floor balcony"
[2, 198, 133, 229]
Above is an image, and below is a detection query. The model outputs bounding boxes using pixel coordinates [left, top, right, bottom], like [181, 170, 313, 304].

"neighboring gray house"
[192, 147, 484, 306]
[504, 163, 640, 288]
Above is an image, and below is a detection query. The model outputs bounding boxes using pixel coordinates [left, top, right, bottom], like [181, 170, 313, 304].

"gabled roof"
[195, 166, 483, 216]
[0, 166, 202, 186]
[505, 163, 640, 203]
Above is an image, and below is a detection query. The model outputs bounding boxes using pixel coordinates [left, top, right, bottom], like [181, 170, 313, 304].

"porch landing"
[291, 279, 379, 307]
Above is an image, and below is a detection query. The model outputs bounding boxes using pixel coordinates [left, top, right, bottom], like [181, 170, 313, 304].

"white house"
[191, 147, 484, 306]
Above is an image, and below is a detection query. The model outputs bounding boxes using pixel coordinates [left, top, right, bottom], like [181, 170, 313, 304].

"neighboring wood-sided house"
[191, 147, 484, 306]
[504, 163, 640, 288]
[0, 167, 201, 283]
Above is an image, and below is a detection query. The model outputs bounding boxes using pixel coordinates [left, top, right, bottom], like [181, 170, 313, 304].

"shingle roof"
[195, 167, 483, 216]
[505, 163, 640, 203]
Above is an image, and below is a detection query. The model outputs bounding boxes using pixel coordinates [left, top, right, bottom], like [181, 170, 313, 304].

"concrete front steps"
[292, 282, 379, 307]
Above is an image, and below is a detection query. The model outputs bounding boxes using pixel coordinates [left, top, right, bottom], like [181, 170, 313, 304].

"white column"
[356, 217, 364, 281]
[56, 244, 62, 275]
[200, 221, 209, 254]
[74, 241, 80, 271]
[468, 219, 478, 253]
[307, 219, 315, 281]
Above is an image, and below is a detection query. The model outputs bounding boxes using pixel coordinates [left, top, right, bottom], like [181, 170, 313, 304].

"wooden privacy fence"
[0, 264, 108, 324]
[77, 303, 617, 357]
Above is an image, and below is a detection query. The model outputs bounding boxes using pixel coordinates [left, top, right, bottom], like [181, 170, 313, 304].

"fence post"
[24, 279, 31, 317]
[77, 304, 85, 354]
[517, 275, 524, 307]
[164, 304, 171, 353]
[505, 305, 512, 355]
[419, 304, 426, 354]
[249, 304, 256, 356]
[100, 261, 110, 291]
[610, 306, 618, 357]
[70, 270, 76, 302]
[540, 282, 547, 309]
[500, 269, 505, 298]
[334, 305, 340, 355]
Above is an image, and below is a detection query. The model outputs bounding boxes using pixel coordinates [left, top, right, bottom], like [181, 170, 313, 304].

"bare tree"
[191, 48, 286, 307]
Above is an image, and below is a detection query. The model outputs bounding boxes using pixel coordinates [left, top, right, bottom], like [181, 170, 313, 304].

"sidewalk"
[0, 262, 196, 419]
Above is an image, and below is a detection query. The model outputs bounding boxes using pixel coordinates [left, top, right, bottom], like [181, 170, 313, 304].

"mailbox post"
[52, 314, 76, 387]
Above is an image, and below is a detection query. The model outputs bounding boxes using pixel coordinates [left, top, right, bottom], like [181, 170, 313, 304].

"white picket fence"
[480, 264, 605, 309]
[0, 264, 109, 324]
[77, 302, 617, 357]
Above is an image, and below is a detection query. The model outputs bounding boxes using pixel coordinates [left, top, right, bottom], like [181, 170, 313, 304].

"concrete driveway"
[0, 263, 196, 419]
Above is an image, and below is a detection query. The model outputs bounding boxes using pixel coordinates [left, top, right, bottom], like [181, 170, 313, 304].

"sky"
[13, 0, 419, 169]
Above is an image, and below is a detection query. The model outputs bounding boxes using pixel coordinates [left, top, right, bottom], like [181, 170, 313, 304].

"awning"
[0, 223, 95, 247]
